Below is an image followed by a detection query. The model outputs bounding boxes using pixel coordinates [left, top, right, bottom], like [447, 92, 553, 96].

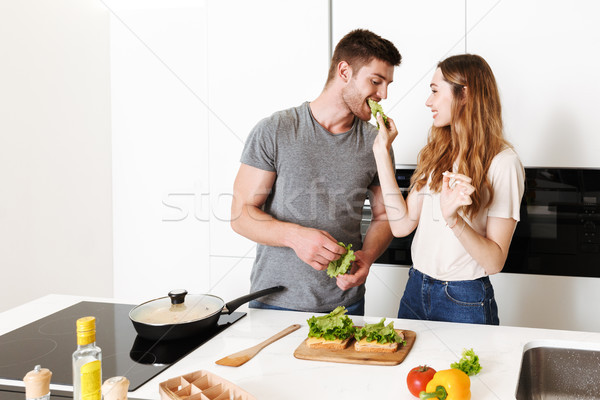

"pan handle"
[222, 285, 285, 314]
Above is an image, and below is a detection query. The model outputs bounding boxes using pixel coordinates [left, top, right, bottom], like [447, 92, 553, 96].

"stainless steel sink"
[516, 341, 600, 399]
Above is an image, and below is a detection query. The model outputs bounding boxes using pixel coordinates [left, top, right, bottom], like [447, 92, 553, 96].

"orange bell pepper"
[419, 369, 471, 400]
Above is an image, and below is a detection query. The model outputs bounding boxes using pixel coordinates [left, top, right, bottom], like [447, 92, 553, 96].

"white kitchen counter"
[2, 294, 600, 399]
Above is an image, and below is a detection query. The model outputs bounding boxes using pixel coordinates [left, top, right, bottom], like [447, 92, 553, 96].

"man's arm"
[230, 163, 345, 271]
[336, 184, 394, 290]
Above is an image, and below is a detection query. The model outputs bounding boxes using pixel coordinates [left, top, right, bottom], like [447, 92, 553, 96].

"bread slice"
[354, 330, 404, 353]
[306, 336, 353, 350]
[354, 338, 397, 353]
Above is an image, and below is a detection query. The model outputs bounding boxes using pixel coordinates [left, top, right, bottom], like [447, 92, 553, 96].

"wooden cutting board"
[293, 329, 416, 366]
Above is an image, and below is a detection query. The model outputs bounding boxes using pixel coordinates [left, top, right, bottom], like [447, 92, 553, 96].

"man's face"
[342, 58, 395, 121]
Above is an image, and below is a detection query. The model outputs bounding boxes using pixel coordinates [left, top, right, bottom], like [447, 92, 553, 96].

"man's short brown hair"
[325, 29, 401, 86]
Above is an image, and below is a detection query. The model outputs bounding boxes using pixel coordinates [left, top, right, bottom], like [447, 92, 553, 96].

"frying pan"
[129, 286, 285, 341]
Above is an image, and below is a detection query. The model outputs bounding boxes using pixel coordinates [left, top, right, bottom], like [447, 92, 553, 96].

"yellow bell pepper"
[419, 369, 471, 400]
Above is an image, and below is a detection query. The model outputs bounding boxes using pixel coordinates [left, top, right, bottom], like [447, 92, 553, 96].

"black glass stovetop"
[0, 301, 245, 393]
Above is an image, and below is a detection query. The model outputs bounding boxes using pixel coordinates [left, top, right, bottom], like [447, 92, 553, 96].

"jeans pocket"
[443, 280, 486, 307]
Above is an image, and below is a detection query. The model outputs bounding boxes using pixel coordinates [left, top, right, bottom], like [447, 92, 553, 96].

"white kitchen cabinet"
[206, 0, 330, 257]
[110, 1, 330, 298]
[332, 0, 465, 165]
[366, 264, 600, 331]
[466, 0, 600, 167]
[111, 2, 211, 298]
[492, 271, 600, 331]
[207, 255, 255, 302]
[364, 264, 409, 318]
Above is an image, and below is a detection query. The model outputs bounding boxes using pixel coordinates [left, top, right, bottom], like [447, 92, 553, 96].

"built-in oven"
[363, 167, 600, 278]
[505, 167, 600, 277]
[361, 167, 415, 266]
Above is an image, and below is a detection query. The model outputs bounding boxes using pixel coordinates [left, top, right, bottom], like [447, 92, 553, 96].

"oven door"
[362, 167, 415, 266]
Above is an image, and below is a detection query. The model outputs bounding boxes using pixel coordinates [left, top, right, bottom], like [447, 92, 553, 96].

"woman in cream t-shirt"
[372, 54, 525, 324]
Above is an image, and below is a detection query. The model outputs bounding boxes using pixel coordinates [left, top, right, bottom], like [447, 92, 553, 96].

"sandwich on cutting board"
[353, 318, 406, 353]
[305, 307, 406, 353]
[306, 306, 356, 350]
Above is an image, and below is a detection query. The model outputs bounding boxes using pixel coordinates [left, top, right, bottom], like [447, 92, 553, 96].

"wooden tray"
[159, 370, 256, 400]
[293, 330, 416, 366]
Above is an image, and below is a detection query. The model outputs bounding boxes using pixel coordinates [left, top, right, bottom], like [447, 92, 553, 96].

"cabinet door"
[208, 256, 255, 302]
[110, 2, 210, 297]
[467, 0, 600, 167]
[365, 265, 409, 318]
[332, 0, 465, 165]
[207, 0, 329, 257]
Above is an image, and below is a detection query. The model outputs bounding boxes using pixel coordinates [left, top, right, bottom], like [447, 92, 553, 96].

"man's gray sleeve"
[240, 117, 277, 172]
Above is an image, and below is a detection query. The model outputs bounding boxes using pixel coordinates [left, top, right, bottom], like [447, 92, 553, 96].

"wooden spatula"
[215, 324, 301, 367]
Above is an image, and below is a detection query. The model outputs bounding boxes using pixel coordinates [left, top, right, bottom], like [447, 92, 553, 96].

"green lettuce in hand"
[327, 242, 355, 278]
[307, 306, 356, 340]
[354, 318, 406, 344]
[368, 99, 389, 129]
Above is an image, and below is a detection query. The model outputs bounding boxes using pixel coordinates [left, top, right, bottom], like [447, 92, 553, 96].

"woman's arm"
[372, 115, 421, 237]
[440, 172, 517, 275]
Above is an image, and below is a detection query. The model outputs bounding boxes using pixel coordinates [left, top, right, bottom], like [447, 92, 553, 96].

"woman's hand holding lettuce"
[368, 99, 389, 129]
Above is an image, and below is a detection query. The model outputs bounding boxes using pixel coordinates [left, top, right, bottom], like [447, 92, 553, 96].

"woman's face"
[425, 67, 454, 127]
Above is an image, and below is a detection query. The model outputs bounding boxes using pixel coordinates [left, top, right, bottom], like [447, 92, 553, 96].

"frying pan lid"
[129, 289, 224, 326]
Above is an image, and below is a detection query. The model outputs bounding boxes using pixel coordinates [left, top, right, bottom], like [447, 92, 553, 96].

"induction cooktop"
[0, 301, 245, 393]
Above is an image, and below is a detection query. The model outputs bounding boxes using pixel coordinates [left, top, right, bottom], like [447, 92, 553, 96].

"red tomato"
[406, 365, 437, 397]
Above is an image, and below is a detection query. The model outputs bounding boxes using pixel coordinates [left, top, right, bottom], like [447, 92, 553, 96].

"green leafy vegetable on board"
[307, 306, 356, 341]
[451, 348, 482, 376]
[354, 318, 406, 345]
[368, 99, 389, 129]
[327, 242, 355, 278]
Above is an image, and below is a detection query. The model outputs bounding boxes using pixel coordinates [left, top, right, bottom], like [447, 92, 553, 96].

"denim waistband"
[411, 267, 491, 286]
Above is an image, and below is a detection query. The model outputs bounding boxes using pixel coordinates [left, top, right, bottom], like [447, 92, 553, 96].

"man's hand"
[288, 227, 346, 271]
[335, 250, 372, 290]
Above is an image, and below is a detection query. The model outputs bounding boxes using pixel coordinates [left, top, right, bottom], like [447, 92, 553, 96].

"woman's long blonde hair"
[411, 54, 511, 218]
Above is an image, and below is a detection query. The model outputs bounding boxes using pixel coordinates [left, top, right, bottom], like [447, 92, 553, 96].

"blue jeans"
[249, 297, 365, 316]
[398, 267, 499, 325]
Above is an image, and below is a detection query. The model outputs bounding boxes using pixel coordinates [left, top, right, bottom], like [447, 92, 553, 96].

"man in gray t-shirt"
[231, 29, 401, 314]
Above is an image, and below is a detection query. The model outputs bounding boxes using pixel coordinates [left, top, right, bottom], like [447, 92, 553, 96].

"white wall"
[0, 0, 112, 312]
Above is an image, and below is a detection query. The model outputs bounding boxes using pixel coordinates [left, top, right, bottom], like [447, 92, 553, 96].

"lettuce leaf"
[307, 306, 356, 340]
[327, 242, 355, 278]
[451, 348, 482, 376]
[368, 99, 389, 129]
[354, 318, 405, 344]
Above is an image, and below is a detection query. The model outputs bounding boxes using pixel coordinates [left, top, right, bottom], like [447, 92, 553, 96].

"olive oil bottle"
[72, 316, 102, 400]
